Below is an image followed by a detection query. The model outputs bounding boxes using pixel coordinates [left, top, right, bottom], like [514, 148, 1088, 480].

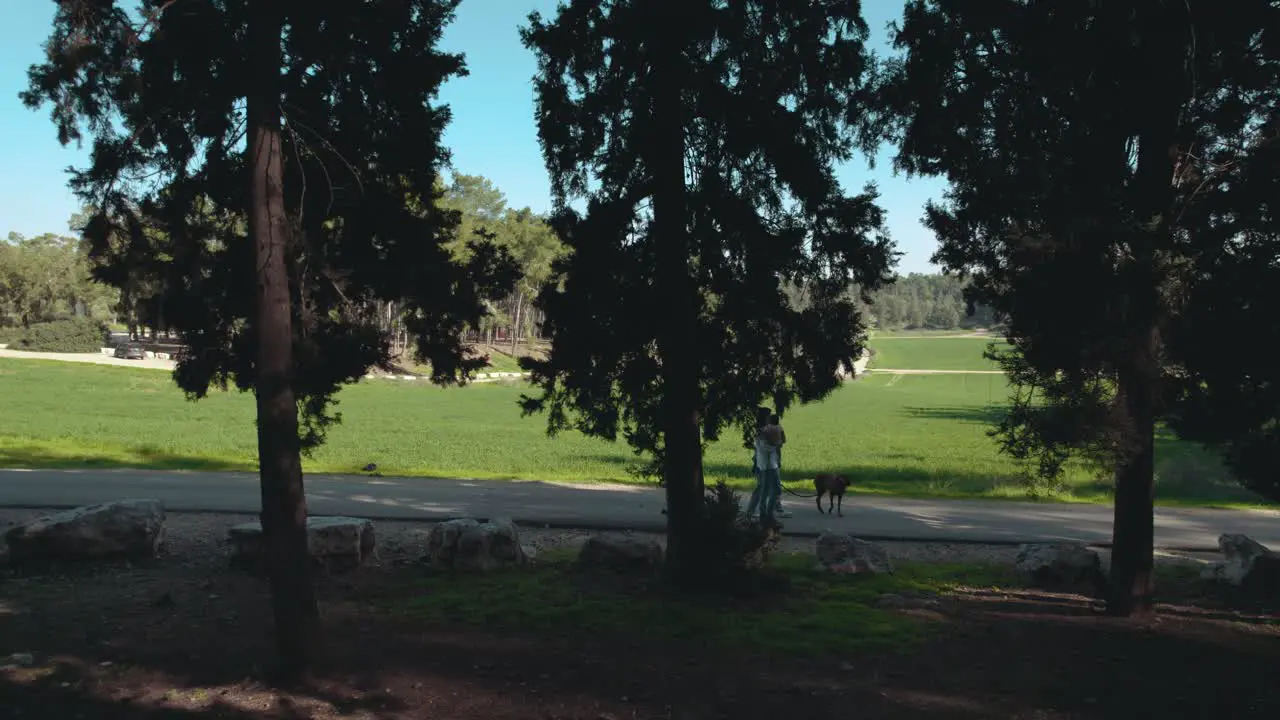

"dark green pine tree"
[1167, 118, 1280, 504]
[23, 0, 515, 676]
[880, 0, 1278, 615]
[520, 0, 895, 585]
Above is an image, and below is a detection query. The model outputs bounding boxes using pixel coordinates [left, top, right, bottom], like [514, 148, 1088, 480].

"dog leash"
[783, 485, 819, 498]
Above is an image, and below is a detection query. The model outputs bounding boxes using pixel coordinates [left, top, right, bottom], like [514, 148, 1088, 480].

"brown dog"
[814, 473, 851, 516]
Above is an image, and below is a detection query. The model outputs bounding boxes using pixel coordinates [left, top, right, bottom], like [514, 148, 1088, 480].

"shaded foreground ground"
[2, 512, 1278, 719]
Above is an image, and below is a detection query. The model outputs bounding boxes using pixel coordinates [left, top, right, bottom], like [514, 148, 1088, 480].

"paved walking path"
[0, 348, 176, 371]
[0, 350, 524, 382]
[1, 468, 1275, 550]
[867, 368, 1005, 375]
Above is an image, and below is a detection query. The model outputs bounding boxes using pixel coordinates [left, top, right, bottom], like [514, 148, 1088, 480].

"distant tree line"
[0, 231, 118, 332]
[780, 273, 996, 332]
[2, 172, 563, 357]
[437, 173, 565, 355]
[3, 212, 984, 347]
[861, 273, 995, 330]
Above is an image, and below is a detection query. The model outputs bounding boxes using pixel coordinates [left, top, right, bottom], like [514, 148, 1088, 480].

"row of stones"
[6, 498, 1275, 590]
[0, 500, 670, 576]
[0, 499, 896, 577]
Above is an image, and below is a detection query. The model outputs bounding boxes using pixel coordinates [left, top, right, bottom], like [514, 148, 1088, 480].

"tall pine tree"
[520, 0, 894, 584]
[23, 0, 514, 675]
[1166, 98, 1280, 504]
[881, 0, 1278, 615]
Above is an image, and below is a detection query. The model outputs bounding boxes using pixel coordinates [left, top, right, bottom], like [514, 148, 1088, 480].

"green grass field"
[0, 354, 1264, 507]
[870, 328, 990, 337]
[481, 351, 526, 374]
[867, 336, 1006, 371]
[389, 343, 531, 375]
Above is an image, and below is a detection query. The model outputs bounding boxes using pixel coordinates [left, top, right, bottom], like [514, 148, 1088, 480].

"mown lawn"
[867, 336, 1007, 371]
[388, 343, 531, 375]
[0, 356, 1264, 507]
[870, 328, 988, 337]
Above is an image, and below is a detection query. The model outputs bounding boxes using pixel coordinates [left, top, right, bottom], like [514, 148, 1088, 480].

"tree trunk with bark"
[1107, 12, 1181, 616]
[246, 0, 320, 679]
[510, 292, 523, 356]
[650, 15, 704, 588]
[1108, 339, 1158, 615]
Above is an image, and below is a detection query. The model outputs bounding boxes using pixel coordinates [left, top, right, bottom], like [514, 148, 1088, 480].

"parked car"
[113, 343, 146, 360]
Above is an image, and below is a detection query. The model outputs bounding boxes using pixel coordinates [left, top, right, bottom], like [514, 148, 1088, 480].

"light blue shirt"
[754, 434, 780, 471]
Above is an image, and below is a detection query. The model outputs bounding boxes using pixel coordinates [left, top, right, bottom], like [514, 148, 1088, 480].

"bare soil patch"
[2, 510, 1276, 719]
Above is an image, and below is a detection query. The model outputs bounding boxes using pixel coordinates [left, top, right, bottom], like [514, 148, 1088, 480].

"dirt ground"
[2, 510, 1277, 719]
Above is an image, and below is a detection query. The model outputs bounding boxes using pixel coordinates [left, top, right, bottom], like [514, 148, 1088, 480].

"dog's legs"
[815, 492, 825, 514]
[836, 494, 843, 517]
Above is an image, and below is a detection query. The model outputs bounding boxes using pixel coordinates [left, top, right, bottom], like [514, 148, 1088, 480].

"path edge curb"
[0, 503, 1223, 553]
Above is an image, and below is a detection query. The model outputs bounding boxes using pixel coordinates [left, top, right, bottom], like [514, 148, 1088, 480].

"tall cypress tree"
[520, 0, 894, 584]
[23, 0, 514, 675]
[881, 0, 1278, 615]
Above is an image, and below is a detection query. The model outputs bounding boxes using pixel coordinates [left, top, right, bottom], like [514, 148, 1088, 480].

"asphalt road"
[1, 468, 1276, 550]
[0, 348, 175, 371]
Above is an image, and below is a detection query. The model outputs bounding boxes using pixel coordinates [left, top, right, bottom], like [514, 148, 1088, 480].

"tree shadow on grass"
[702, 459, 1024, 499]
[891, 410, 1270, 507]
[0, 444, 251, 473]
[1069, 436, 1267, 507]
[584, 450, 1032, 500]
[1152, 435, 1266, 506]
[899, 405, 1008, 424]
[4, 564, 1280, 719]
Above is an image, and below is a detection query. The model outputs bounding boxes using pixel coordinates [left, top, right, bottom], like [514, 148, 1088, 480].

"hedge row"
[13, 318, 109, 353]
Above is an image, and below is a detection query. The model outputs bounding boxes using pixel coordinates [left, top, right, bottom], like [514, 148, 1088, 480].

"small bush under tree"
[675, 482, 783, 596]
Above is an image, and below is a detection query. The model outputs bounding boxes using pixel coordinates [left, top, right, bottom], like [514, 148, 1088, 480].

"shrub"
[0, 325, 20, 345]
[668, 481, 783, 594]
[16, 318, 109, 353]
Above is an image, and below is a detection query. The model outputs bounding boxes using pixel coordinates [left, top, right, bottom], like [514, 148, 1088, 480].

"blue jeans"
[746, 467, 782, 521]
[748, 458, 785, 514]
[758, 468, 782, 521]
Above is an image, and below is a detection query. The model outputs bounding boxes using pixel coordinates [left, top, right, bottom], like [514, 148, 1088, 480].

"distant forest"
[785, 273, 996, 332]
[862, 273, 996, 330]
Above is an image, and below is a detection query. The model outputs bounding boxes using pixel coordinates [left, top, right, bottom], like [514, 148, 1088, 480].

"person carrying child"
[768, 413, 789, 518]
[745, 410, 784, 523]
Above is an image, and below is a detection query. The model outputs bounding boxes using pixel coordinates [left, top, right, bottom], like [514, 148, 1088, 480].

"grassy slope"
[867, 336, 1006, 371]
[387, 344, 529, 376]
[871, 328, 987, 337]
[0, 356, 1263, 507]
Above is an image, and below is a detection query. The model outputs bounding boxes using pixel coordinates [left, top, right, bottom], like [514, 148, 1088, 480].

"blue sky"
[1, 0, 947, 274]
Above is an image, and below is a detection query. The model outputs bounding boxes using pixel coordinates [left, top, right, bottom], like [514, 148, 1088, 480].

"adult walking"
[768, 412, 789, 518]
[745, 408, 784, 522]
[744, 407, 770, 516]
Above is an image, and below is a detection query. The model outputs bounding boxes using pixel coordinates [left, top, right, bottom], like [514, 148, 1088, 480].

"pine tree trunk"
[246, 0, 320, 680]
[1108, 339, 1158, 616]
[510, 292, 522, 357]
[651, 16, 704, 588]
[1106, 10, 1180, 616]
